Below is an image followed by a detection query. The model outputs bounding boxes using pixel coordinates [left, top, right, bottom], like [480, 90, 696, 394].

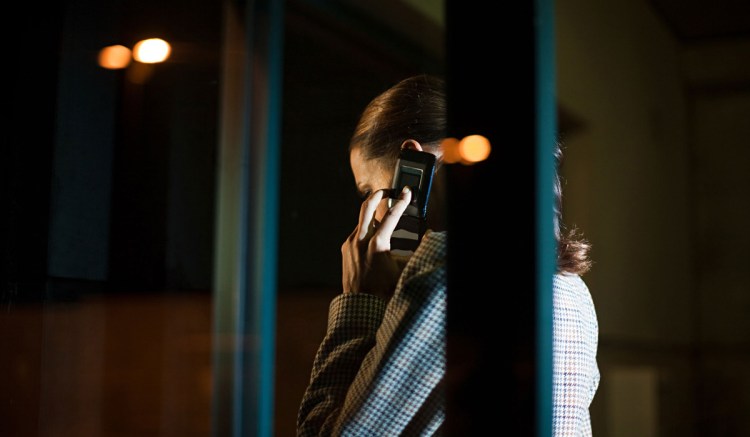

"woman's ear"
[400, 139, 423, 152]
[401, 139, 445, 171]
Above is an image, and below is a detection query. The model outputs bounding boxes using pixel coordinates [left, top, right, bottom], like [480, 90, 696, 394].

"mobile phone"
[388, 148, 436, 254]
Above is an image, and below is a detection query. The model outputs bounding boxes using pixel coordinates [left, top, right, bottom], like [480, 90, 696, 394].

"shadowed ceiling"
[649, 0, 750, 41]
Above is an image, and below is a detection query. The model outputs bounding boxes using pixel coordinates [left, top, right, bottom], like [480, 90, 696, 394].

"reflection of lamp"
[97, 38, 171, 73]
[98, 45, 132, 69]
[459, 135, 491, 164]
[133, 38, 171, 63]
[441, 135, 491, 165]
[96, 37, 171, 83]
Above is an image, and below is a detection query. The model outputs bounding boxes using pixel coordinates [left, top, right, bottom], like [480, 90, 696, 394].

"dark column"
[444, 0, 556, 435]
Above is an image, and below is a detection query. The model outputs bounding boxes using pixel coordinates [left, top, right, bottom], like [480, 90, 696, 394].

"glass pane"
[2, 0, 446, 435]
[3, 0, 222, 434]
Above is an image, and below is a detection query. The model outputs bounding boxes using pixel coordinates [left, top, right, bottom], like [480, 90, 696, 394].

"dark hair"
[554, 141, 592, 275]
[349, 74, 447, 171]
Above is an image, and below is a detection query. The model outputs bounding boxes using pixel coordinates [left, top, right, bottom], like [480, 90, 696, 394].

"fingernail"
[401, 186, 411, 198]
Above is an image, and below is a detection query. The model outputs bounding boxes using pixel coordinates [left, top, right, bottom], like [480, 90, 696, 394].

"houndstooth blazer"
[296, 230, 599, 436]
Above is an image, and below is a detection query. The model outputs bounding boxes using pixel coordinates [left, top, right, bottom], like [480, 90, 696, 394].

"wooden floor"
[1, 289, 332, 437]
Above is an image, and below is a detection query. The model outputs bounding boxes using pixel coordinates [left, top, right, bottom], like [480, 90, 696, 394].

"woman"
[296, 74, 599, 436]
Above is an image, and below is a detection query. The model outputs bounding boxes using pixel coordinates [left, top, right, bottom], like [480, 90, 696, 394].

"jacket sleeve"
[296, 293, 386, 437]
[297, 231, 448, 436]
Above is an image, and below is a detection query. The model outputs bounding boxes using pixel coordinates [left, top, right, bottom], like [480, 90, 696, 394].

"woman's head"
[348, 74, 447, 224]
[349, 74, 447, 193]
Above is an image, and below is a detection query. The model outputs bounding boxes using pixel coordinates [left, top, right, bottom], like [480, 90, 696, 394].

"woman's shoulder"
[417, 230, 447, 263]
[553, 272, 597, 317]
[553, 271, 588, 291]
[399, 230, 447, 281]
[421, 229, 447, 251]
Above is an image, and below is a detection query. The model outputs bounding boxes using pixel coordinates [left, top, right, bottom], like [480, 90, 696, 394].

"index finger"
[372, 186, 412, 248]
[357, 189, 385, 240]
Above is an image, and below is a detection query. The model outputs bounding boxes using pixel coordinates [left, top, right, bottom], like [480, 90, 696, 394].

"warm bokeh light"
[133, 38, 171, 63]
[441, 137, 461, 164]
[98, 45, 131, 69]
[458, 135, 491, 164]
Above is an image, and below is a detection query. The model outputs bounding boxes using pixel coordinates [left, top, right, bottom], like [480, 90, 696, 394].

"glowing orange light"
[441, 137, 461, 164]
[133, 38, 171, 63]
[458, 135, 491, 164]
[98, 45, 131, 69]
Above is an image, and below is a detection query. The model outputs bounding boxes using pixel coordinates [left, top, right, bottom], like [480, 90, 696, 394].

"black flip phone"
[388, 148, 436, 253]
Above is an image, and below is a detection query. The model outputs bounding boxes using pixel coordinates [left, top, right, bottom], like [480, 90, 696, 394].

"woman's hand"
[341, 186, 412, 301]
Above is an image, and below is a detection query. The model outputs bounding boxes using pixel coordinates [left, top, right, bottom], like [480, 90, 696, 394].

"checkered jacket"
[552, 272, 600, 436]
[297, 230, 599, 436]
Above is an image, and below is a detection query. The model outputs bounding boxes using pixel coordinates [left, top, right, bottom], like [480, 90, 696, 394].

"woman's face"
[350, 147, 393, 224]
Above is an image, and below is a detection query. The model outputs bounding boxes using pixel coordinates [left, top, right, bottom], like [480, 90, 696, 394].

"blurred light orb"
[98, 45, 131, 69]
[441, 137, 461, 164]
[458, 135, 491, 164]
[133, 38, 171, 63]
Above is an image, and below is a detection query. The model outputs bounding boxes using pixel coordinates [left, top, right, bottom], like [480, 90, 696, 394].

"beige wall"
[556, 0, 692, 344]
[557, 0, 750, 435]
[686, 39, 750, 436]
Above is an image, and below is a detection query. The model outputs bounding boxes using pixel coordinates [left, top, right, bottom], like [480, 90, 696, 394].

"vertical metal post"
[535, 0, 557, 435]
[444, 0, 555, 435]
[212, 0, 284, 436]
